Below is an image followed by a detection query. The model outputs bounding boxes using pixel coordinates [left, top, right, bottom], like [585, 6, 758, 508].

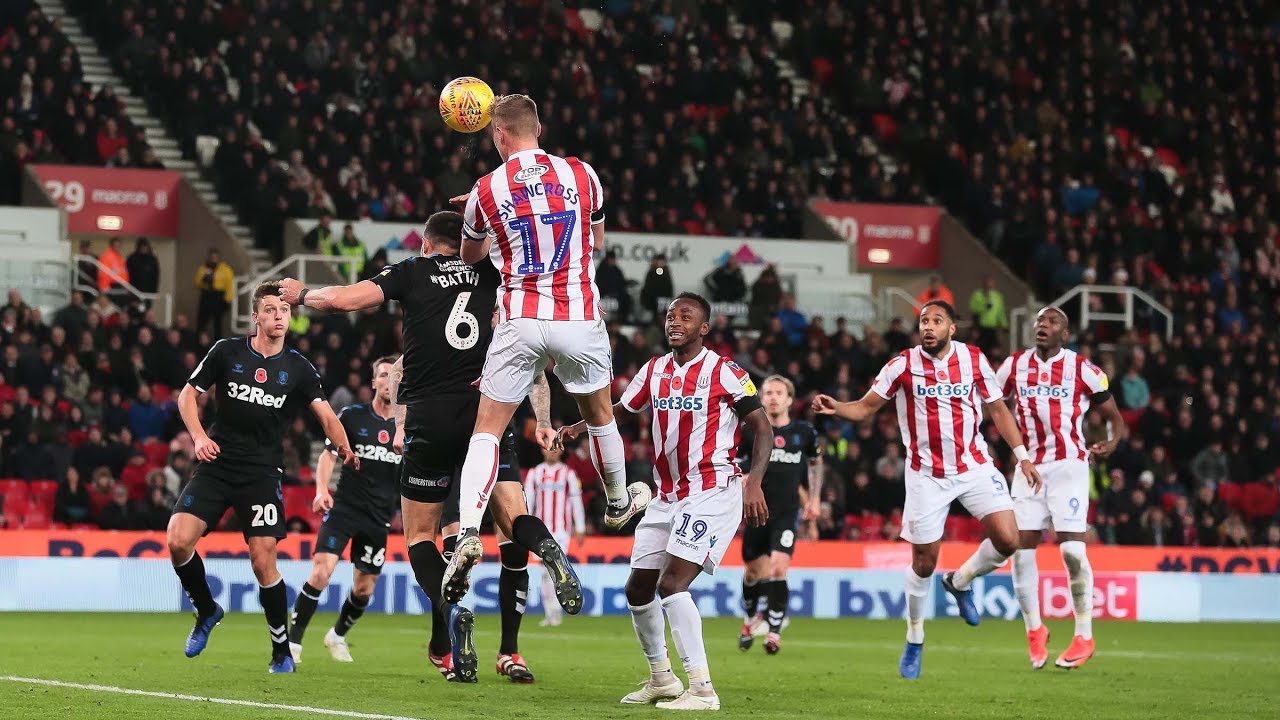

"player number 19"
[446, 292, 480, 350]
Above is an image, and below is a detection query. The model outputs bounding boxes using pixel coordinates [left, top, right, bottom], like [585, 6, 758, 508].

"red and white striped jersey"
[871, 342, 1003, 478]
[523, 462, 585, 536]
[621, 347, 757, 502]
[462, 148, 606, 323]
[995, 348, 1110, 463]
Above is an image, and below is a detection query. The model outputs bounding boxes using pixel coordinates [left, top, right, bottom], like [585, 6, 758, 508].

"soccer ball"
[439, 76, 495, 133]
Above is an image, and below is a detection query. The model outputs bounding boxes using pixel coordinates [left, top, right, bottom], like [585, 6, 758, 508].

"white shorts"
[479, 318, 613, 403]
[900, 463, 1013, 545]
[630, 483, 742, 575]
[1012, 458, 1090, 533]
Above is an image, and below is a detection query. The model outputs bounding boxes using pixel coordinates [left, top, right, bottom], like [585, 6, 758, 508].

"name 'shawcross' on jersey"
[189, 336, 326, 468]
[463, 149, 606, 323]
[328, 403, 401, 524]
[370, 254, 499, 406]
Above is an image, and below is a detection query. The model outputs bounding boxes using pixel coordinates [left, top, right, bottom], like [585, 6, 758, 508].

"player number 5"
[446, 291, 480, 350]
[250, 504, 278, 527]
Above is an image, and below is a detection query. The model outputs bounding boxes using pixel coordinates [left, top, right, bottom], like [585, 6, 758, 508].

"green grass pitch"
[0, 613, 1276, 719]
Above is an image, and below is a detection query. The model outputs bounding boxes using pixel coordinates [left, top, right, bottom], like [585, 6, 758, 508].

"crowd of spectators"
[0, 1, 163, 205]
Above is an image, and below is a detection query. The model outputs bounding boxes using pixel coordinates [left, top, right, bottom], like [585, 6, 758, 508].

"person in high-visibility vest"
[97, 237, 129, 293]
[325, 224, 367, 280]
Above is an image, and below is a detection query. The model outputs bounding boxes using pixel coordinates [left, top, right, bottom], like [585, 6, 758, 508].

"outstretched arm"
[986, 399, 1042, 492]
[811, 389, 889, 422]
[278, 278, 385, 313]
[310, 400, 359, 468]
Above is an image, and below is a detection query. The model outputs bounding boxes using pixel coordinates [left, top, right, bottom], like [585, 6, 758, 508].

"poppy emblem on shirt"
[378, 429, 390, 444]
[774, 435, 786, 448]
[254, 367, 267, 383]
[936, 370, 948, 382]
[1040, 372, 1050, 384]
[671, 377, 683, 390]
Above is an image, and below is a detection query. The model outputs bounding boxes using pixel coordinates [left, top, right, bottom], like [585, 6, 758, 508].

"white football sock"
[541, 571, 561, 624]
[1060, 541, 1094, 639]
[951, 538, 1011, 590]
[1011, 549, 1042, 631]
[629, 599, 671, 674]
[904, 567, 930, 644]
[456, 432, 499, 530]
[661, 592, 712, 690]
[587, 421, 628, 507]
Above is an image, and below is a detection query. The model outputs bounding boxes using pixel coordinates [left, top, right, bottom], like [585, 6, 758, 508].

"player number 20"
[674, 513, 708, 542]
[446, 291, 480, 350]
[358, 545, 386, 567]
[250, 504, 278, 527]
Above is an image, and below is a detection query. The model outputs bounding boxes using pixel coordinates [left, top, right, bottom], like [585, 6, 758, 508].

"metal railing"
[230, 254, 361, 332]
[1009, 285, 1173, 350]
[71, 254, 173, 326]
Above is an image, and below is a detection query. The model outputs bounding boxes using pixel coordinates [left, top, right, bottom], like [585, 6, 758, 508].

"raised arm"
[278, 278, 386, 313]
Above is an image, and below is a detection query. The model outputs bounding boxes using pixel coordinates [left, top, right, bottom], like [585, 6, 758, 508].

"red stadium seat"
[29, 480, 58, 506]
[151, 383, 172, 404]
[944, 515, 967, 540]
[143, 440, 169, 466]
[1112, 127, 1132, 149]
[872, 113, 898, 143]
[1241, 483, 1280, 520]
[297, 465, 314, 483]
[1217, 482, 1244, 512]
[282, 485, 313, 521]
[120, 464, 151, 500]
[1160, 492, 1180, 512]
[22, 502, 52, 529]
[859, 513, 885, 539]
[67, 429, 88, 448]
[0, 478, 27, 505]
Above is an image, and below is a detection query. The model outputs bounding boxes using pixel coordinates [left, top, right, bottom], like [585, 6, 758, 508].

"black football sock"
[259, 578, 291, 659]
[442, 534, 458, 563]
[741, 578, 763, 622]
[289, 581, 323, 644]
[408, 540, 452, 657]
[174, 551, 218, 617]
[766, 579, 790, 635]
[498, 541, 530, 655]
[511, 514, 556, 558]
[334, 592, 370, 637]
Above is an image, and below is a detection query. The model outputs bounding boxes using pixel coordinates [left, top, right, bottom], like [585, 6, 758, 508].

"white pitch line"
[0, 676, 428, 720]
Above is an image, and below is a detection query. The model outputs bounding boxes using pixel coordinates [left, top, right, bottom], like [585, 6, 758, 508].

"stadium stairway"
[36, 0, 274, 279]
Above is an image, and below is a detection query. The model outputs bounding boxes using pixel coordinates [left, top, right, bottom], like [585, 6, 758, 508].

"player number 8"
[446, 291, 480, 350]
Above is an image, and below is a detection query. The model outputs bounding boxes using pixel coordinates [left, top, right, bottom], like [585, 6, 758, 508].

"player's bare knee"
[991, 533, 1020, 558]
[624, 574, 658, 606]
[656, 573, 692, 599]
[166, 535, 194, 564]
[308, 563, 333, 589]
[353, 573, 378, 598]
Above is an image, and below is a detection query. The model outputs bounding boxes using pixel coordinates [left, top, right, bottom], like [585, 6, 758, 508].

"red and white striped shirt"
[523, 462, 585, 536]
[462, 148, 606, 323]
[620, 348, 757, 502]
[995, 348, 1110, 463]
[871, 342, 1003, 478]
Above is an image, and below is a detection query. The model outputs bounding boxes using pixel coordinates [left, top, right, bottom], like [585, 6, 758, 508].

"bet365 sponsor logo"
[936, 573, 1138, 621]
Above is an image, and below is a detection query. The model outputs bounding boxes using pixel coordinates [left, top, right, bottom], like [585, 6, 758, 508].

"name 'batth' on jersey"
[620, 349, 758, 502]
[462, 149, 605, 323]
[370, 255, 499, 406]
[995, 348, 1110, 464]
[326, 403, 401, 524]
[871, 342, 1003, 479]
[188, 336, 326, 469]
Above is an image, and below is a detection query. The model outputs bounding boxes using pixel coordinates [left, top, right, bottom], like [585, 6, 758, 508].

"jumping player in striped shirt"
[995, 306, 1126, 670]
[523, 445, 586, 628]
[445, 94, 651, 605]
[561, 292, 771, 711]
[813, 300, 1042, 680]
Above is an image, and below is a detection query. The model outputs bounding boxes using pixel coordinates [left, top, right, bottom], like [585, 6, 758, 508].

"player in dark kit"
[737, 375, 822, 655]
[288, 356, 401, 664]
[168, 281, 358, 674]
[278, 211, 576, 684]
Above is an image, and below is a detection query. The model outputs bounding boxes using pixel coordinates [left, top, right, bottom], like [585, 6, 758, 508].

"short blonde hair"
[762, 375, 795, 398]
[491, 94, 540, 138]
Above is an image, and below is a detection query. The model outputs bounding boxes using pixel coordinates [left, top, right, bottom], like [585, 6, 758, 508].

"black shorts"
[440, 426, 522, 529]
[741, 507, 800, 562]
[315, 507, 390, 575]
[174, 461, 286, 539]
[399, 394, 480, 504]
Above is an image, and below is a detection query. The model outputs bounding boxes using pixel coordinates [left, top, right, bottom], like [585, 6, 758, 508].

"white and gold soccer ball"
[439, 76, 495, 133]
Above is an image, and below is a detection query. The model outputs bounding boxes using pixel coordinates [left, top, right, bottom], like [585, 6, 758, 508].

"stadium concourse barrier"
[2, 531, 1278, 622]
